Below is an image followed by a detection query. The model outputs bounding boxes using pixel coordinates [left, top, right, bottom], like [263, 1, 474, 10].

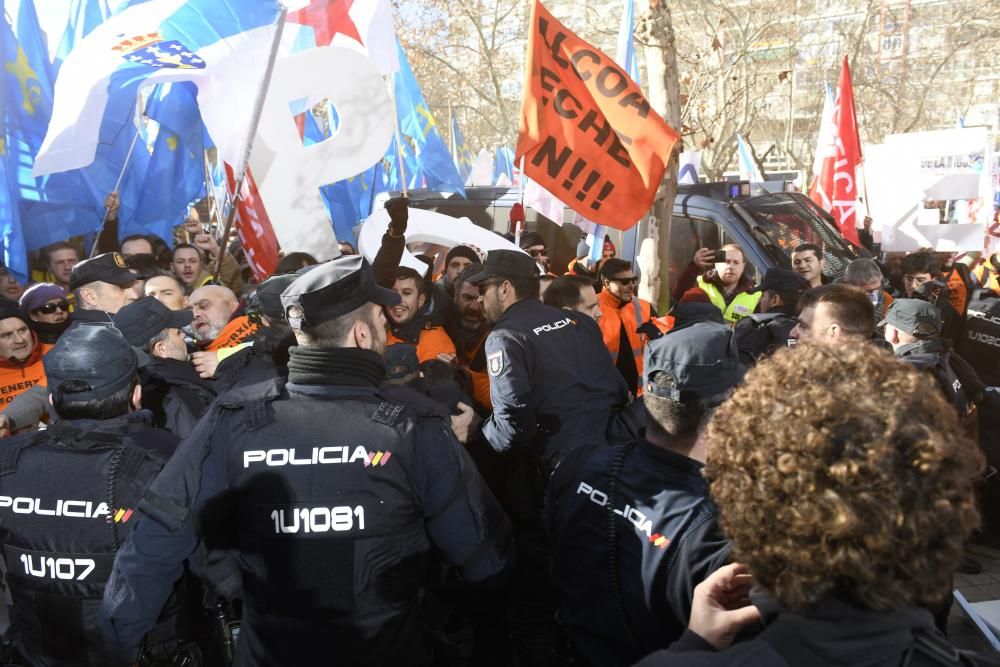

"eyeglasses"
[527, 248, 548, 258]
[612, 277, 639, 286]
[32, 301, 69, 315]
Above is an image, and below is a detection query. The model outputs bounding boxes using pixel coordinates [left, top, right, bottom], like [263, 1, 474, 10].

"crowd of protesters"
[0, 195, 997, 667]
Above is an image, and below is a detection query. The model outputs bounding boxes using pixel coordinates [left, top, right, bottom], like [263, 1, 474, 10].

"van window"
[669, 215, 758, 288]
[668, 215, 723, 289]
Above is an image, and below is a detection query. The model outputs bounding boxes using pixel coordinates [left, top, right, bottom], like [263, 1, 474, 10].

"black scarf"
[287, 347, 386, 387]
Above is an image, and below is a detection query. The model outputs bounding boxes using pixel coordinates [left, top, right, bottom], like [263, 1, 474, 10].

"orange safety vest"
[204, 315, 260, 352]
[386, 326, 457, 364]
[943, 266, 969, 315]
[597, 290, 653, 379]
[0, 339, 51, 408]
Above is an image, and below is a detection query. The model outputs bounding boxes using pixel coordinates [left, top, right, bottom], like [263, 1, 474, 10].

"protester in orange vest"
[937, 252, 975, 316]
[0, 303, 51, 414]
[188, 285, 260, 378]
[386, 267, 457, 363]
[597, 258, 664, 395]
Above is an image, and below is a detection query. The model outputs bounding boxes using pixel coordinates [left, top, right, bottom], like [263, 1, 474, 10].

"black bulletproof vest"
[961, 293, 1000, 386]
[0, 420, 165, 666]
[222, 389, 435, 666]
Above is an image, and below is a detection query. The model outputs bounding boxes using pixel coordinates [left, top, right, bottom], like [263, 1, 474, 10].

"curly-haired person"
[636, 342, 993, 667]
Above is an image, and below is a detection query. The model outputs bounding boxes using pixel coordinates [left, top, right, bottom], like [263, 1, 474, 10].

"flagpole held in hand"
[214, 4, 288, 281]
[90, 113, 145, 258]
[389, 72, 408, 198]
[514, 155, 526, 245]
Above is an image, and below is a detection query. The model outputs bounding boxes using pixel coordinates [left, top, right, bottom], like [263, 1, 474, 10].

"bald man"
[187, 285, 260, 379]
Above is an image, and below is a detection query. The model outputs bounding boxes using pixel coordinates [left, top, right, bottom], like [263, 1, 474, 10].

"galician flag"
[33, 0, 283, 178]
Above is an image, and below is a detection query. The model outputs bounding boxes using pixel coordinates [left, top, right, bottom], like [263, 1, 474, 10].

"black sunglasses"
[612, 277, 639, 286]
[527, 248, 548, 258]
[32, 301, 69, 315]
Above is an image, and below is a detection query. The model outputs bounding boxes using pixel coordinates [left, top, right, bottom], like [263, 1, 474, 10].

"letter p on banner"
[516, 0, 680, 231]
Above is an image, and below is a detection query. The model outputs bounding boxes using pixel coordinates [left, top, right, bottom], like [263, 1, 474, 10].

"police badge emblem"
[487, 351, 504, 376]
[112, 32, 206, 70]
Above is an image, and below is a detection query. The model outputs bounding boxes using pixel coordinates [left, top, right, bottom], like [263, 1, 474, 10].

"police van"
[400, 181, 865, 293]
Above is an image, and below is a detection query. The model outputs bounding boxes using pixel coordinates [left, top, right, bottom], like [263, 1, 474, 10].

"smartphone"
[708, 250, 729, 263]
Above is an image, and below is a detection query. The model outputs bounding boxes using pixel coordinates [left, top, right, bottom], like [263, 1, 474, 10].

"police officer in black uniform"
[0, 325, 181, 666]
[467, 250, 628, 465]
[962, 287, 1000, 388]
[113, 297, 215, 438]
[213, 271, 301, 393]
[882, 299, 985, 430]
[548, 321, 742, 666]
[99, 256, 514, 666]
[465, 249, 629, 666]
[733, 268, 808, 365]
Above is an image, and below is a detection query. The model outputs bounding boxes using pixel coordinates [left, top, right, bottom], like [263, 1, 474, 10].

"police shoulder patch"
[487, 351, 504, 377]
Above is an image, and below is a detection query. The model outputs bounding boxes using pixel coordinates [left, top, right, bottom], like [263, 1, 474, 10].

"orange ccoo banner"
[516, 0, 680, 231]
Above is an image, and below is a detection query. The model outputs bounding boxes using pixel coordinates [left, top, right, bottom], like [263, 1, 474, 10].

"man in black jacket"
[99, 256, 513, 666]
[733, 268, 808, 365]
[113, 297, 215, 438]
[1, 325, 184, 665]
[548, 321, 742, 666]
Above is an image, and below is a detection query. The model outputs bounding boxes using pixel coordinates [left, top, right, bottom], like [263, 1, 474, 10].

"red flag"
[810, 57, 862, 246]
[225, 164, 281, 282]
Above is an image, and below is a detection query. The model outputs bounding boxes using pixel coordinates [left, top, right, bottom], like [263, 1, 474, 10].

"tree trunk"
[637, 0, 683, 314]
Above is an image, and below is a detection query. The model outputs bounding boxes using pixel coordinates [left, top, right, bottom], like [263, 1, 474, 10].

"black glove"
[385, 196, 409, 238]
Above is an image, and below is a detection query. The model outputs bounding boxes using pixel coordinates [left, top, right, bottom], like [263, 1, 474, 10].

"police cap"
[256, 271, 307, 321]
[44, 324, 138, 401]
[878, 298, 941, 337]
[280, 256, 399, 328]
[749, 268, 809, 295]
[113, 296, 193, 347]
[465, 249, 540, 284]
[644, 321, 745, 401]
[68, 252, 135, 291]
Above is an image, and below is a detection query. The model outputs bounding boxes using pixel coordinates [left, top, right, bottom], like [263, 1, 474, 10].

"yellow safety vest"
[696, 276, 762, 324]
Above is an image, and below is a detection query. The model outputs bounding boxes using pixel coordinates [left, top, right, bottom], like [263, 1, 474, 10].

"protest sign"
[516, 0, 679, 231]
[251, 46, 393, 259]
[867, 127, 993, 253]
[358, 208, 524, 273]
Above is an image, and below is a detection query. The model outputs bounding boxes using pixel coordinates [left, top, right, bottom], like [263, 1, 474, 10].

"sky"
[8, 0, 73, 59]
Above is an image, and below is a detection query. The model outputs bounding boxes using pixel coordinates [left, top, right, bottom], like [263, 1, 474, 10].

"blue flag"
[35, 0, 283, 179]
[450, 113, 473, 183]
[321, 164, 385, 243]
[4, 6, 105, 250]
[493, 144, 514, 185]
[393, 43, 465, 196]
[127, 81, 205, 244]
[56, 0, 112, 61]
[303, 107, 326, 146]
[0, 151, 27, 283]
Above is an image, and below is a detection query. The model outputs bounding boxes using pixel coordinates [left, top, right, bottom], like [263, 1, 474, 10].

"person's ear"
[152, 339, 166, 358]
[418, 292, 427, 309]
[352, 319, 371, 350]
[131, 384, 142, 411]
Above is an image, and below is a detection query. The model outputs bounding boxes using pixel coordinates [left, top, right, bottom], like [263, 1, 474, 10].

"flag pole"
[515, 155, 525, 246]
[214, 4, 288, 281]
[388, 73, 408, 198]
[89, 113, 146, 258]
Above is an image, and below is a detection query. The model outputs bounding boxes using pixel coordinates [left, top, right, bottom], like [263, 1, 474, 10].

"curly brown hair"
[703, 342, 983, 612]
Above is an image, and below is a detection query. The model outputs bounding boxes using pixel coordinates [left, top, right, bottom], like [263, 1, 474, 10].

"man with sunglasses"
[598, 258, 659, 395]
[19, 283, 70, 345]
[519, 231, 551, 274]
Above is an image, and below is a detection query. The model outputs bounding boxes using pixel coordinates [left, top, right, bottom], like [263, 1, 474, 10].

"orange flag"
[516, 0, 680, 231]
